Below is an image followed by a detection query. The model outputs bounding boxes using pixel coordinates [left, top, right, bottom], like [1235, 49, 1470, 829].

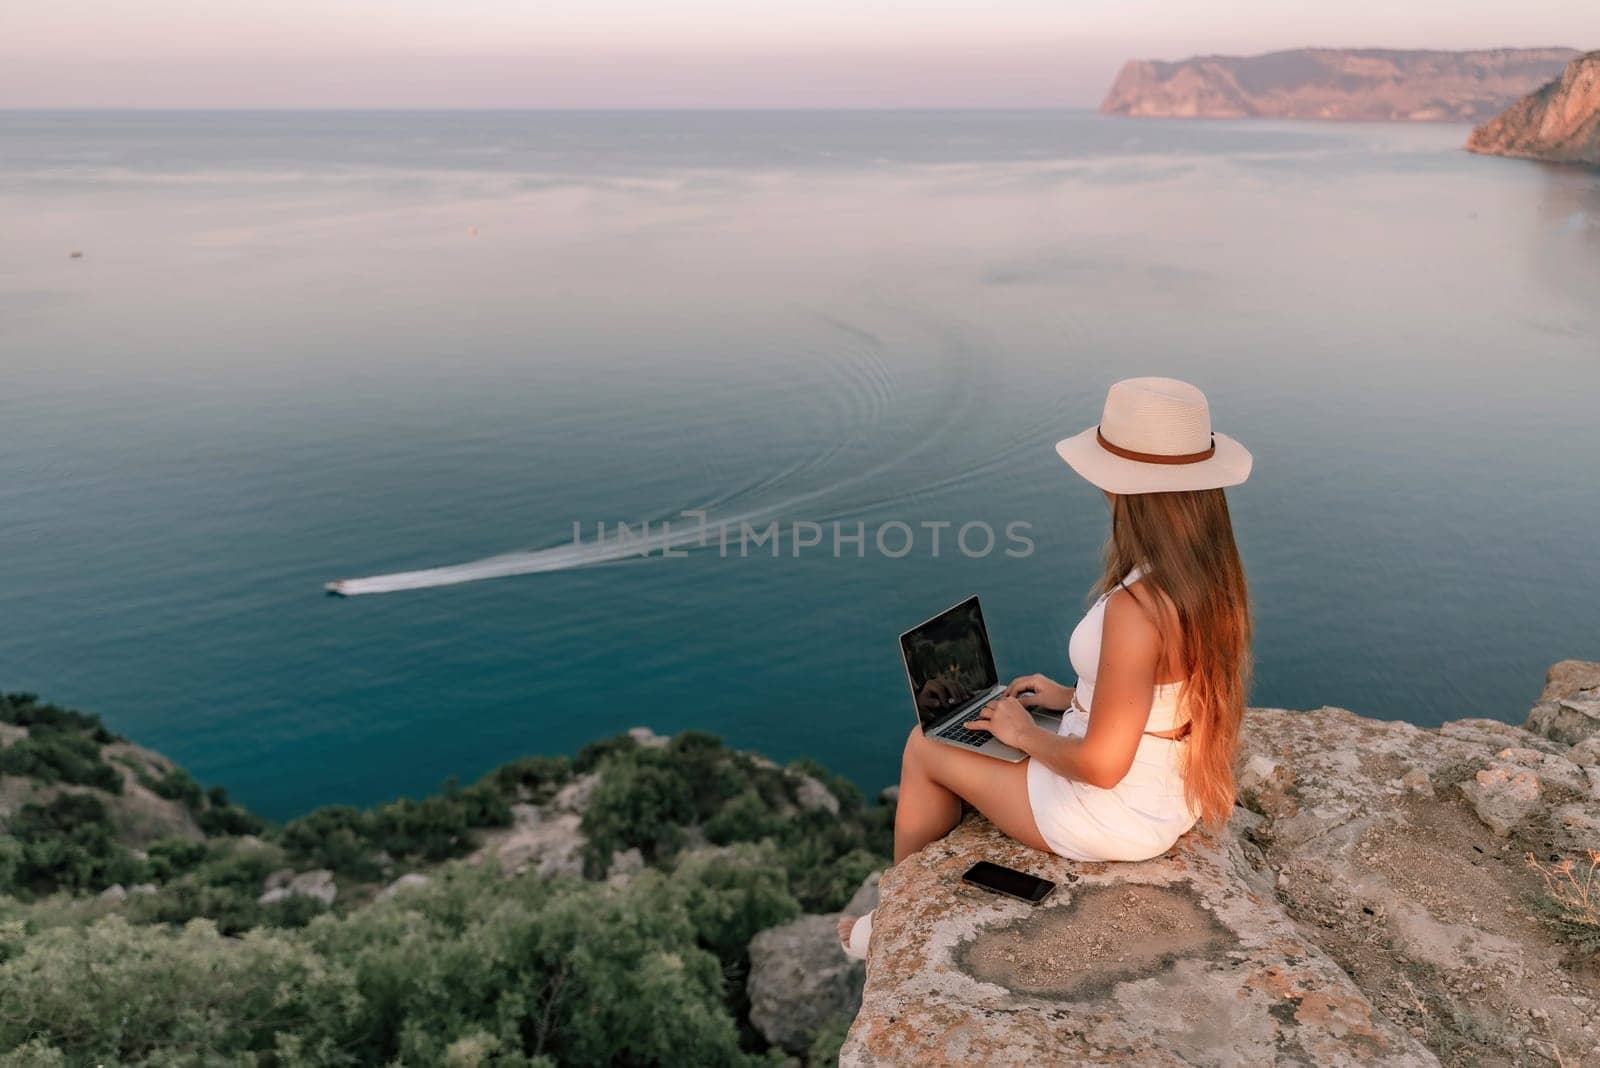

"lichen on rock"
[842, 812, 1430, 1065]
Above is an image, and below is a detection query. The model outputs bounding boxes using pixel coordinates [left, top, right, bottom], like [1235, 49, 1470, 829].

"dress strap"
[1096, 566, 1147, 606]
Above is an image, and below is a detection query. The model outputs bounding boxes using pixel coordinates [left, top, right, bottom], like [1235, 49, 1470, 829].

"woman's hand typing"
[964, 696, 1041, 749]
[1004, 673, 1074, 712]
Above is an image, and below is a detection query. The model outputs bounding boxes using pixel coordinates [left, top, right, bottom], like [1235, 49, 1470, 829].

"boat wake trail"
[326, 468, 893, 596]
[327, 310, 1045, 597]
[327, 501, 774, 596]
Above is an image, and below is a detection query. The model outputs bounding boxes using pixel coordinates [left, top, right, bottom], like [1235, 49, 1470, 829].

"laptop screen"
[900, 596, 999, 729]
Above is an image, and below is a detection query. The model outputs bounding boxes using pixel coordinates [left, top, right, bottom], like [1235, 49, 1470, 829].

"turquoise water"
[3, 110, 1597, 820]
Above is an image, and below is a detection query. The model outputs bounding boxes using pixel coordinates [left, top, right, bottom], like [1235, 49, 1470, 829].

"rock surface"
[1102, 47, 1578, 121]
[1468, 51, 1600, 165]
[746, 871, 882, 1054]
[792, 772, 840, 815]
[1539, 660, 1600, 703]
[845, 684, 1600, 1066]
[471, 805, 586, 879]
[259, 868, 337, 906]
[748, 915, 867, 1054]
[843, 812, 1432, 1066]
[626, 726, 670, 749]
[1527, 688, 1600, 746]
[550, 772, 600, 815]
[1460, 765, 1543, 835]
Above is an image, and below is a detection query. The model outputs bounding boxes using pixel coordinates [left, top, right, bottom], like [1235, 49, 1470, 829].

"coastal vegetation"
[0, 693, 120, 792]
[1526, 849, 1600, 955]
[0, 693, 891, 1066]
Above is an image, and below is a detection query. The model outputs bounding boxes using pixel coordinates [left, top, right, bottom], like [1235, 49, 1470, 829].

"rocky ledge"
[1100, 48, 1577, 122]
[842, 660, 1600, 1066]
[1467, 51, 1600, 166]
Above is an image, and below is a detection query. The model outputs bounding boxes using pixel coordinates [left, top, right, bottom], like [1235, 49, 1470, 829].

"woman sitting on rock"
[841, 376, 1253, 959]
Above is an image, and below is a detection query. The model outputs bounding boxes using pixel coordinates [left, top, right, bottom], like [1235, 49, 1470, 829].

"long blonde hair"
[1098, 489, 1251, 827]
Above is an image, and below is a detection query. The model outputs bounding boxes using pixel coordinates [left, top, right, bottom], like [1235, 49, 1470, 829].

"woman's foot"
[837, 910, 873, 960]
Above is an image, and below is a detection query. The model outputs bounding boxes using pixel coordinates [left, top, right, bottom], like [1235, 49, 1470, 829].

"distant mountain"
[1101, 48, 1579, 122]
[1467, 51, 1600, 164]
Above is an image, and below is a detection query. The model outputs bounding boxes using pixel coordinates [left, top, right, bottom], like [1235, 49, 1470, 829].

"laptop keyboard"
[935, 721, 994, 747]
[928, 686, 1004, 748]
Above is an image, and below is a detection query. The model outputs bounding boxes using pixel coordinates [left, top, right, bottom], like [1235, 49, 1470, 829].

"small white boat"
[324, 580, 351, 597]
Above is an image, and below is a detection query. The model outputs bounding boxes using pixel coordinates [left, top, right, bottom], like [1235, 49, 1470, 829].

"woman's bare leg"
[893, 725, 1050, 863]
[840, 730, 1052, 949]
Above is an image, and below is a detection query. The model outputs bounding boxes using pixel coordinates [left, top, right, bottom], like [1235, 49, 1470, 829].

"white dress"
[1025, 567, 1200, 861]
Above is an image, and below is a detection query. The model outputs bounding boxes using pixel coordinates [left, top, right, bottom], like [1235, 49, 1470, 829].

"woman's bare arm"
[1016, 591, 1160, 789]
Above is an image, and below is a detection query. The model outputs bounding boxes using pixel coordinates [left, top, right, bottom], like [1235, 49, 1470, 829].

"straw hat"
[1054, 377, 1251, 494]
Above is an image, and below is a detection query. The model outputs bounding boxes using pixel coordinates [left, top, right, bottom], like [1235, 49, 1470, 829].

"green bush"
[369, 795, 473, 865]
[147, 766, 205, 808]
[669, 843, 800, 968]
[485, 754, 573, 804]
[306, 866, 766, 1066]
[581, 750, 698, 869]
[196, 799, 266, 837]
[669, 732, 749, 818]
[5, 794, 145, 896]
[580, 734, 889, 907]
[371, 788, 510, 860]
[573, 734, 639, 773]
[806, 1013, 854, 1067]
[0, 730, 122, 793]
[276, 783, 513, 882]
[0, 694, 127, 796]
[0, 839, 22, 901]
[127, 840, 297, 934]
[143, 837, 208, 883]
[703, 788, 786, 845]
[0, 915, 362, 1066]
[127, 878, 268, 935]
[781, 843, 884, 914]
[0, 1038, 67, 1068]
[0, 692, 117, 743]
[278, 805, 381, 880]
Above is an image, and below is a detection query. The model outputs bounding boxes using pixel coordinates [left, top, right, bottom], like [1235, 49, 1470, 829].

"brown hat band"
[1096, 426, 1216, 465]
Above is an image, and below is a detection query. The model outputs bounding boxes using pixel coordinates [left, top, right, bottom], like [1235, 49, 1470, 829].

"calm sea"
[3, 111, 1597, 819]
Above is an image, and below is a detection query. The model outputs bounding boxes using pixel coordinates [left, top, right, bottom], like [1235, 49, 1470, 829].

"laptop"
[898, 595, 1064, 761]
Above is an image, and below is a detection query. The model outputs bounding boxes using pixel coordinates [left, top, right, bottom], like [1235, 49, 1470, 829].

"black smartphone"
[961, 860, 1056, 904]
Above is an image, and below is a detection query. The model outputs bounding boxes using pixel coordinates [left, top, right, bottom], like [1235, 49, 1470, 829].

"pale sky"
[4, 0, 1597, 108]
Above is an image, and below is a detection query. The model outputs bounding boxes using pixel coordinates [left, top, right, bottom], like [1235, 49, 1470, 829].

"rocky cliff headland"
[1100, 48, 1578, 121]
[6, 663, 1600, 1065]
[844, 660, 1600, 1066]
[1468, 51, 1600, 165]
